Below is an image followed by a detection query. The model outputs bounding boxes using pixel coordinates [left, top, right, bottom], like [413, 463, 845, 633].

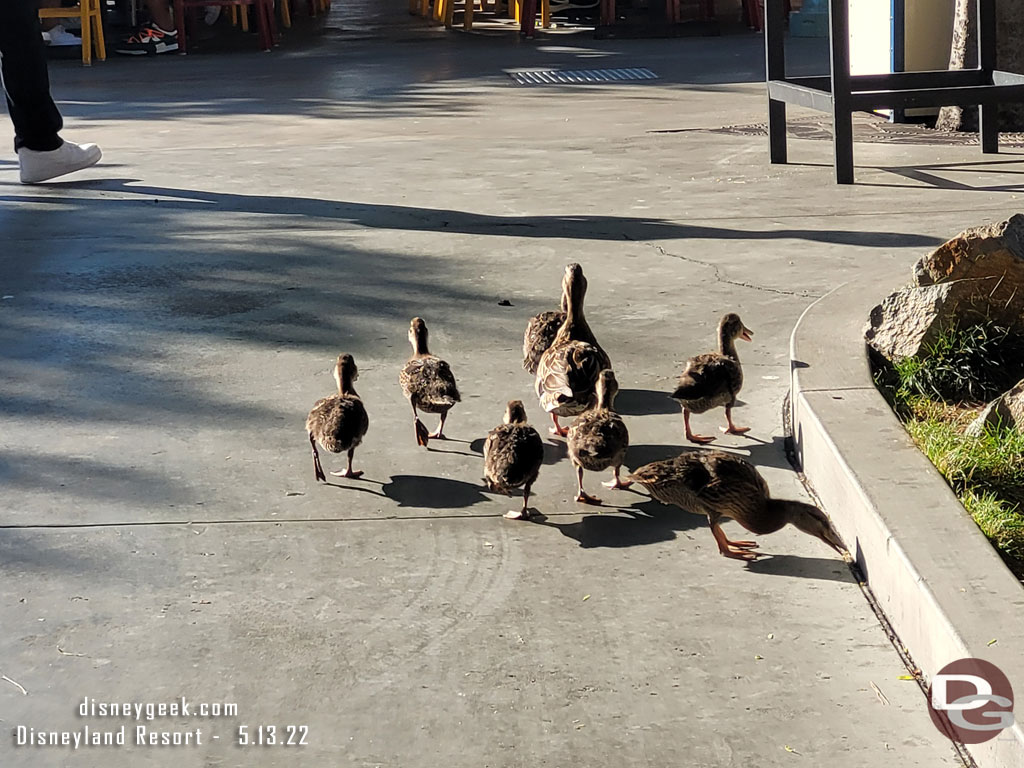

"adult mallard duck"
[671, 312, 753, 444]
[630, 450, 845, 560]
[567, 369, 630, 504]
[306, 354, 370, 481]
[522, 293, 567, 375]
[483, 400, 545, 520]
[399, 317, 460, 447]
[535, 263, 611, 437]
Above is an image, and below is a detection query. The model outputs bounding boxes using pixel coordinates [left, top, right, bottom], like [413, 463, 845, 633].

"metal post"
[765, 0, 788, 163]
[977, 0, 998, 153]
[828, 0, 854, 183]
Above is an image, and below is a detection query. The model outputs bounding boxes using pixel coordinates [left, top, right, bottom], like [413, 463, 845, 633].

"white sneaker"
[18, 141, 102, 184]
[46, 24, 83, 47]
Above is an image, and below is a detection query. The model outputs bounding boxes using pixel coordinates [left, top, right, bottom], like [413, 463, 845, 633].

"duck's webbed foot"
[721, 405, 751, 435]
[602, 466, 632, 489]
[549, 413, 569, 437]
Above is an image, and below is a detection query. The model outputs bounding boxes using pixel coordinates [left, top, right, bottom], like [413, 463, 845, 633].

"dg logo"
[927, 658, 1015, 744]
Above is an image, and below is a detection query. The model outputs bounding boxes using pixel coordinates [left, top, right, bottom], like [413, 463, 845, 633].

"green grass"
[874, 322, 1024, 580]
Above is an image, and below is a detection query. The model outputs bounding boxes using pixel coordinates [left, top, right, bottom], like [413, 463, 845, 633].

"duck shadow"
[381, 475, 489, 508]
[469, 437, 567, 466]
[744, 553, 854, 583]
[320, 476, 387, 497]
[537, 498, 705, 549]
[615, 388, 680, 416]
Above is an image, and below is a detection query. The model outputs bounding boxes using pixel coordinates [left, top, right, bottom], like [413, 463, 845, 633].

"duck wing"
[535, 340, 605, 414]
[306, 395, 368, 453]
[523, 310, 566, 374]
[671, 353, 739, 402]
[485, 424, 544, 490]
[402, 356, 461, 408]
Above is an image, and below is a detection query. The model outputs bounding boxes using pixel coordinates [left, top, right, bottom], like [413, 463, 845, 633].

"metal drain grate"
[508, 67, 658, 86]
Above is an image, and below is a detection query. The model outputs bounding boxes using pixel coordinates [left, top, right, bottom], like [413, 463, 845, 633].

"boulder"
[867, 215, 1024, 361]
[966, 379, 1024, 436]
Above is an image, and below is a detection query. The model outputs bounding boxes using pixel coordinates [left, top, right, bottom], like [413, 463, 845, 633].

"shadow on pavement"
[614, 388, 678, 416]
[382, 474, 489, 508]
[744, 553, 855, 582]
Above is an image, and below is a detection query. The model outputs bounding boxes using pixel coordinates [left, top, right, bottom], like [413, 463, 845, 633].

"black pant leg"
[0, 0, 64, 152]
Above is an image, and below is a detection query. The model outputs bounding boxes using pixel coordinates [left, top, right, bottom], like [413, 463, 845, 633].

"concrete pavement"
[3, 4, 1022, 765]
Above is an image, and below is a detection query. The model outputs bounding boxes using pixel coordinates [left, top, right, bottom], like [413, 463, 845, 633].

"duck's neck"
[337, 371, 357, 397]
[595, 386, 614, 410]
[412, 333, 430, 357]
[767, 499, 843, 550]
[719, 327, 738, 360]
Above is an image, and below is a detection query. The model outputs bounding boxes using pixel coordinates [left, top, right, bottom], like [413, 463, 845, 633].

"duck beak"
[740, 327, 753, 342]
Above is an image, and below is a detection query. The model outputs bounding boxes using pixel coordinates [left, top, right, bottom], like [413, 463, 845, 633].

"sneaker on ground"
[18, 141, 102, 184]
[45, 24, 83, 47]
[114, 26, 178, 55]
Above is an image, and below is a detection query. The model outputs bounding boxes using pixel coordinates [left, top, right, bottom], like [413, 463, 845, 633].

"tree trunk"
[935, 0, 975, 131]
[936, 0, 1024, 132]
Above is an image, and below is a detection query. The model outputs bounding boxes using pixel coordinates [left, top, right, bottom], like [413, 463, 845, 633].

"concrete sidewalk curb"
[789, 263, 1024, 768]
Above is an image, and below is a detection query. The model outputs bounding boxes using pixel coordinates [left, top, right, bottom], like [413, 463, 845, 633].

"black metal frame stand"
[765, 0, 1024, 184]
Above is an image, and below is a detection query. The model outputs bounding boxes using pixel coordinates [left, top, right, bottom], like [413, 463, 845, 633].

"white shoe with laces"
[18, 140, 102, 184]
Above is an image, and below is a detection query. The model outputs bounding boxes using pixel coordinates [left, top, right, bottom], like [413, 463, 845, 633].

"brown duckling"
[567, 369, 631, 504]
[671, 312, 753, 444]
[630, 450, 845, 560]
[399, 317, 460, 447]
[522, 292, 567, 375]
[483, 400, 545, 520]
[306, 354, 369, 481]
[535, 263, 611, 437]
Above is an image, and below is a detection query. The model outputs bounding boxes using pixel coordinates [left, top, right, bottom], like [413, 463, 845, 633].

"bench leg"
[979, 104, 999, 154]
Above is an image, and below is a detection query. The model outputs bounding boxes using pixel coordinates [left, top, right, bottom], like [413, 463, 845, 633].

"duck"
[522, 292, 567, 375]
[306, 354, 370, 481]
[630, 450, 845, 560]
[567, 369, 631, 504]
[535, 263, 611, 437]
[671, 312, 753, 444]
[483, 400, 545, 520]
[399, 317, 460, 447]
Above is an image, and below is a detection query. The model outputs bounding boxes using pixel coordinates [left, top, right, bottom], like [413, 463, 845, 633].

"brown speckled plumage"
[630, 450, 845, 559]
[567, 370, 630, 502]
[483, 400, 544, 519]
[400, 317, 460, 445]
[306, 354, 369, 482]
[522, 291, 568, 374]
[535, 264, 611, 430]
[671, 313, 752, 443]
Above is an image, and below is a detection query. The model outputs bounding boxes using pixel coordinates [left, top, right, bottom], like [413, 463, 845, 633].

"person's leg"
[146, 0, 175, 32]
[0, 0, 63, 152]
[0, 0, 100, 182]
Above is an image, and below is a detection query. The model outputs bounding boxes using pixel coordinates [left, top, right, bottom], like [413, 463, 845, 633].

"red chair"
[172, 0, 277, 52]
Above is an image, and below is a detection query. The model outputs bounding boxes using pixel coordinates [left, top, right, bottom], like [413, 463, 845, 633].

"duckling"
[522, 292, 567, 375]
[399, 317, 460, 447]
[306, 354, 369, 481]
[630, 450, 845, 560]
[671, 313, 753, 444]
[483, 400, 545, 520]
[567, 369, 631, 504]
[535, 263, 611, 437]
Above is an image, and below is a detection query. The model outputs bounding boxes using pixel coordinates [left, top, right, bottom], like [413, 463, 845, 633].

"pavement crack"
[647, 243, 814, 298]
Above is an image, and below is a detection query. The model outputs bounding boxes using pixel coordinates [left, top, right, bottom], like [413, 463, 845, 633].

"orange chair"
[39, 0, 105, 66]
[172, 0, 277, 52]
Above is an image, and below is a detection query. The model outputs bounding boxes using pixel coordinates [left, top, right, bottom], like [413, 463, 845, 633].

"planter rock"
[866, 215, 1024, 361]
[967, 378, 1024, 436]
